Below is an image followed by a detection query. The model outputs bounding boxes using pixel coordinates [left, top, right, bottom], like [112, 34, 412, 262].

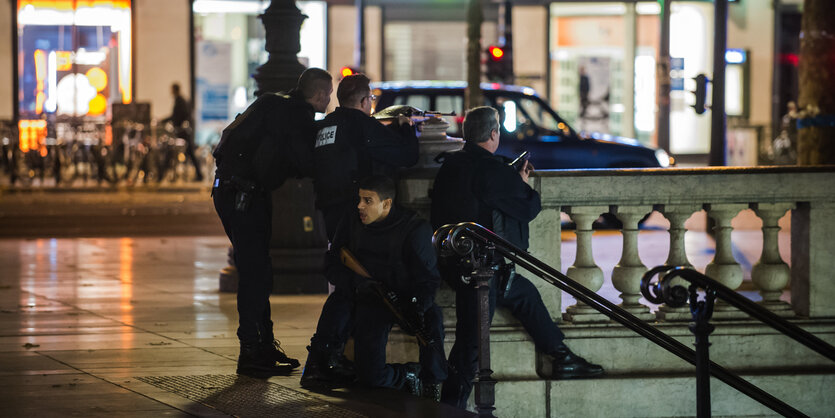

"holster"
[497, 262, 517, 299]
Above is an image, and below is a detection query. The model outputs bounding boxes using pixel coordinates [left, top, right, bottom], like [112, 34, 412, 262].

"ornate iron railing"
[433, 221, 831, 418]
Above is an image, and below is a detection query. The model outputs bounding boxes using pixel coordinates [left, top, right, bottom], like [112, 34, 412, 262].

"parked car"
[371, 81, 673, 169]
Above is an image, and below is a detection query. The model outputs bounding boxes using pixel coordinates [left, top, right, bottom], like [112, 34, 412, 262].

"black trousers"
[354, 296, 447, 388]
[308, 202, 356, 352]
[310, 284, 354, 350]
[213, 186, 275, 345]
[441, 269, 565, 408]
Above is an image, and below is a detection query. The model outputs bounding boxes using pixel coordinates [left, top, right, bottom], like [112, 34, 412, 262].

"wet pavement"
[0, 236, 472, 417]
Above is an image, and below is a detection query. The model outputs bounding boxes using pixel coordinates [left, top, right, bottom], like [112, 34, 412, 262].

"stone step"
[388, 318, 835, 380]
[491, 372, 834, 418]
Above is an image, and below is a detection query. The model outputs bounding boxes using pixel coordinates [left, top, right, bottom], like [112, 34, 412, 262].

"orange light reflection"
[119, 239, 135, 348]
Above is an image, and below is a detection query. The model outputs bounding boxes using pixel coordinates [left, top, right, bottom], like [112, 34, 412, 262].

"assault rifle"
[373, 105, 456, 125]
[339, 247, 435, 347]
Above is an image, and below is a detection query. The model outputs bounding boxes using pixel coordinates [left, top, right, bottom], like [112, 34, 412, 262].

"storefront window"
[192, 0, 326, 145]
[549, 1, 713, 154]
[17, 0, 132, 150]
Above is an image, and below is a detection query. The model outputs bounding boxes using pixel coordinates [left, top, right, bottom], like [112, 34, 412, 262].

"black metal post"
[657, 0, 671, 153]
[473, 248, 496, 417]
[354, 0, 365, 70]
[689, 285, 716, 418]
[709, 0, 728, 166]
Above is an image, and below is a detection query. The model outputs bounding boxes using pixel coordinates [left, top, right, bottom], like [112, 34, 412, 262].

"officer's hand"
[404, 297, 426, 330]
[519, 160, 534, 182]
[397, 115, 414, 127]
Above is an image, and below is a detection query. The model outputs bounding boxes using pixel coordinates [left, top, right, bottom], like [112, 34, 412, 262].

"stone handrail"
[399, 166, 835, 321]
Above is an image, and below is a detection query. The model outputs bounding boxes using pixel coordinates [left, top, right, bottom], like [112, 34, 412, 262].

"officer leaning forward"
[212, 68, 333, 378]
[431, 106, 604, 409]
[301, 74, 419, 387]
[320, 175, 446, 399]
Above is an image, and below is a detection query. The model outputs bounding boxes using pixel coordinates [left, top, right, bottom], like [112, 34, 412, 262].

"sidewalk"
[0, 235, 472, 417]
[0, 184, 223, 238]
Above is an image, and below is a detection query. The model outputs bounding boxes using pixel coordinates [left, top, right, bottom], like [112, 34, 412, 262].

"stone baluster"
[564, 206, 608, 323]
[611, 205, 654, 320]
[705, 203, 747, 319]
[751, 202, 794, 316]
[657, 204, 701, 321]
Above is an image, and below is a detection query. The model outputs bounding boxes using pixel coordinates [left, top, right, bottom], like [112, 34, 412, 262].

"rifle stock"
[338, 248, 433, 347]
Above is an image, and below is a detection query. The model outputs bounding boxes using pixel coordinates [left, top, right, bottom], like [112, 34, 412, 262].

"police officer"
[301, 74, 418, 387]
[212, 68, 333, 378]
[431, 106, 603, 408]
[323, 175, 446, 399]
[312, 73, 418, 239]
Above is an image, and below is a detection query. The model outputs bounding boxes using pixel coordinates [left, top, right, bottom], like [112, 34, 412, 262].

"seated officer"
[318, 175, 446, 399]
[431, 106, 603, 409]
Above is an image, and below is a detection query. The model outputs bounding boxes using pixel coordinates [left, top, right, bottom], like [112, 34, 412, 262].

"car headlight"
[655, 149, 672, 168]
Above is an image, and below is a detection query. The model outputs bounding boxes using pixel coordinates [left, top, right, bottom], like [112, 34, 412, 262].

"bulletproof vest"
[313, 117, 363, 208]
[347, 208, 419, 293]
[212, 93, 293, 183]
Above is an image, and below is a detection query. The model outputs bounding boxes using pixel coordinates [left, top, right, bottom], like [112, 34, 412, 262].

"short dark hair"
[337, 74, 371, 107]
[463, 106, 499, 143]
[297, 68, 333, 99]
[171, 83, 181, 94]
[358, 175, 396, 202]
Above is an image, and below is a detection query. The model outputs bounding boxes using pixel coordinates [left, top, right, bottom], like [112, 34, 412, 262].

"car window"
[436, 95, 463, 114]
[518, 97, 560, 131]
[493, 95, 567, 139]
[393, 94, 431, 111]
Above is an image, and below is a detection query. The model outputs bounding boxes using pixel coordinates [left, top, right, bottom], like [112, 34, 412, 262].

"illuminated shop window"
[17, 0, 132, 147]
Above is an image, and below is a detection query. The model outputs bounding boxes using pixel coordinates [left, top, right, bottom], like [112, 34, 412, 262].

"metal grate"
[137, 374, 367, 418]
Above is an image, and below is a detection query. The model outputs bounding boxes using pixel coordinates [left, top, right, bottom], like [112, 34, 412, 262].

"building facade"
[1, 0, 803, 161]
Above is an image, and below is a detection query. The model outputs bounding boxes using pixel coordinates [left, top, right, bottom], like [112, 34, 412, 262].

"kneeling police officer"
[314, 175, 447, 399]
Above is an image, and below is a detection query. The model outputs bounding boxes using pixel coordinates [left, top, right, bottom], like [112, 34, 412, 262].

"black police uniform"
[212, 91, 315, 348]
[326, 205, 446, 390]
[430, 141, 565, 408]
[304, 107, 418, 372]
[312, 107, 418, 240]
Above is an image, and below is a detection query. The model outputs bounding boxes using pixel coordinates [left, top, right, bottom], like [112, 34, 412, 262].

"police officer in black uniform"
[431, 106, 603, 408]
[301, 74, 418, 388]
[324, 175, 446, 399]
[312, 73, 418, 239]
[212, 68, 333, 378]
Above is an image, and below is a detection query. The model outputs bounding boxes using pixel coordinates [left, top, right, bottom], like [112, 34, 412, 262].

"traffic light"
[485, 45, 511, 83]
[340, 66, 360, 79]
[692, 74, 709, 115]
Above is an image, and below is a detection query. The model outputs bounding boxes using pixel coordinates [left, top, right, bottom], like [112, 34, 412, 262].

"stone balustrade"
[399, 166, 835, 322]
[397, 165, 835, 418]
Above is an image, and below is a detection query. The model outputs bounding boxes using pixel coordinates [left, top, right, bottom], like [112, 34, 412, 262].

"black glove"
[401, 296, 426, 332]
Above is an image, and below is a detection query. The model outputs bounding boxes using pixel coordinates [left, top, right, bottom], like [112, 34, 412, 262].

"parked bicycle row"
[0, 119, 213, 187]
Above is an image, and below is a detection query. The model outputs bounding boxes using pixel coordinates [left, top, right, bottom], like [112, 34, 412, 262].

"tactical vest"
[347, 209, 420, 294]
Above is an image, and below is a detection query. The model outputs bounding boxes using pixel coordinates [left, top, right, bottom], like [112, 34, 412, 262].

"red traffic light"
[341, 66, 355, 78]
[488, 46, 504, 61]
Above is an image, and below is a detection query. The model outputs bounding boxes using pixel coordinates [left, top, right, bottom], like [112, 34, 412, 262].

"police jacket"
[312, 107, 418, 209]
[325, 205, 440, 310]
[213, 91, 315, 191]
[430, 142, 541, 250]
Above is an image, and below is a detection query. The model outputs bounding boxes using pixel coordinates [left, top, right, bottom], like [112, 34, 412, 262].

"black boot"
[402, 363, 422, 396]
[422, 382, 442, 402]
[262, 339, 300, 368]
[237, 343, 295, 379]
[548, 343, 604, 379]
[300, 345, 356, 389]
